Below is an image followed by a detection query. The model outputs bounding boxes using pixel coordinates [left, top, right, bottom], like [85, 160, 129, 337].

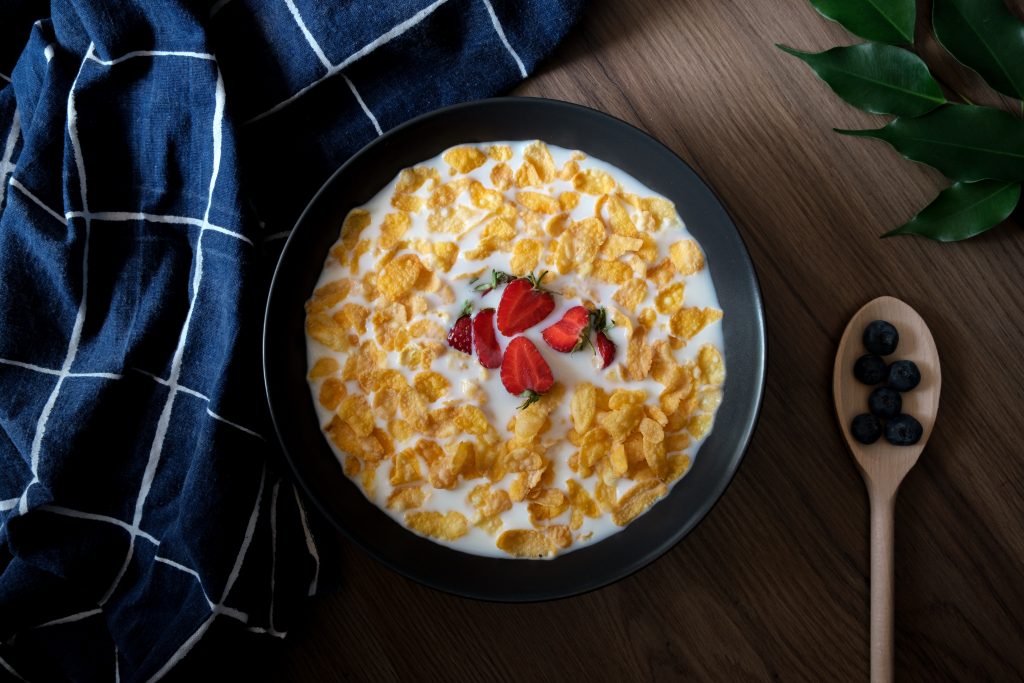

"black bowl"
[264, 97, 766, 602]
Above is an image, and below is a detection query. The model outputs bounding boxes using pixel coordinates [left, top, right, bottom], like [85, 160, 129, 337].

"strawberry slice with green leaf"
[446, 301, 473, 354]
[501, 337, 554, 408]
[541, 305, 592, 353]
[472, 308, 502, 369]
[471, 269, 515, 297]
[496, 271, 555, 336]
[591, 307, 616, 369]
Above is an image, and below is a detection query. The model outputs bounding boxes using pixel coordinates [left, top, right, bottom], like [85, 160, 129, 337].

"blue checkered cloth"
[0, 1, 582, 680]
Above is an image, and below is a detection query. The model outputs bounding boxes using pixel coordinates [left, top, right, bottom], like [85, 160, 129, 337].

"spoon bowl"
[833, 295, 941, 683]
[834, 296, 941, 495]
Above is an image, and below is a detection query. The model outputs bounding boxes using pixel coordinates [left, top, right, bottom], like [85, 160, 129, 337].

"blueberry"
[885, 414, 923, 446]
[850, 413, 882, 444]
[868, 387, 901, 418]
[853, 354, 887, 385]
[863, 320, 899, 356]
[887, 360, 921, 392]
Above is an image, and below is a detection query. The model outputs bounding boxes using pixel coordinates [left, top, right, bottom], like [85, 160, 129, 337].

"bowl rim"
[263, 95, 767, 602]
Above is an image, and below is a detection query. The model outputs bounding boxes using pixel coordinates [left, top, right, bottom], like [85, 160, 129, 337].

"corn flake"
[309, 357, 339, 379]
[698, 344, 725, 385]
[523, 141, 556, 183]
[612, 479, 668, 526]
[612, 278, 647, 313]
[669, 239, 705, 275]
[591, 259, 631, 284]
[491, 163, 512, 191]
[655, 282, 686, 315]
[669, 307, 723, 339]
[516, 191, 560, 214]
[387, 486, 426, 511]
[573, 169, 616, 195]
[443, 146, 487, 174]
[378, 253, 425, 302]
[406, 510, 469, 540]
[509, 239, 542, 275]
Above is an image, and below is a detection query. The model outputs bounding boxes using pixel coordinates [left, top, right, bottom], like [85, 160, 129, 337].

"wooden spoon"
[833, 296, 941, 683]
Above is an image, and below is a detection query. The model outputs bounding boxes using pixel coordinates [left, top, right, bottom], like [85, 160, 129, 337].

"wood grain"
[252, 0, 1024, 680]
[834, 296, 942, 683]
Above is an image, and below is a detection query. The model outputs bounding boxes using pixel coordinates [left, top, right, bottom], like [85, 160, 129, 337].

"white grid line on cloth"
[205, 407, 265, 440]
[292, 483, 319, 596]
[284, 0, 332, 70]
[0, 356, 121, 379]
[154, 556, 215, 608]
[0, 358, 258, 438]
[0, 108, 20, 209]
[101, 64, 227, 608]
[263, 230, 290, 242]
[131, 368, 264, 438]
[9, 177, 68, 225]
[245, 0, 450, 125]
[0, 654, 27, 682]
[341, 74, 382, 135]
[87, 50, 216, 67]
[283, 0, 383, 136]
[33, 608, 102, 629]
[147, 461, 267, 682]
[480, 0, 527, 78]
[114, 645, 120, 683]
[18, 45, 95, 517]
[0, 72, 11, 83]
[38, 505, 161, 545]
[0, 498, 19, 511]
[65, 211, 251, 245]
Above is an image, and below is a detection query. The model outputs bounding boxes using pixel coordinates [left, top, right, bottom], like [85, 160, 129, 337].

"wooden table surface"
[261, 0, 1024, 679]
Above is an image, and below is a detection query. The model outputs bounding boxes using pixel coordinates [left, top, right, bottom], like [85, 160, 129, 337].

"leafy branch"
[779, 0, 1024, 241]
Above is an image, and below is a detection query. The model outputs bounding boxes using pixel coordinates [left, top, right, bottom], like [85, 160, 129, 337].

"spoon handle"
[870, 490, 895, 683]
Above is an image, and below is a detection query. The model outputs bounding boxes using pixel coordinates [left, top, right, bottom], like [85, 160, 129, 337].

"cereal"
[387, 486, 426, 511]
[669, 307, 724, 340]
[443, 146, 487, 174]
[669, 239, 705, 275]
[406, 511, 469, 540]
[309, 357, 339, 379]
[413, 371, 450, 402]
[378, 253, 425, 301]
[523, 141, 556, 183]
[613, 278, 647, 312]
[655, 282, 686, 315]
[573, 168, 616, 195]
[307, 140, 725, 559]
[510, 239, 542, 275]
[488, 144, 513, 161]
[516, 192, 560, 214]
[612, 479, 668, 526]
[698, 344, 725, 385]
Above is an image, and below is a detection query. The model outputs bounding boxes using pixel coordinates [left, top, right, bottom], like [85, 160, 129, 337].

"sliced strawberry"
[541, 306, 591, 353]
[472, 308, 502, 369]
[595, 331, 616, 369]
[501, 337, 554, 408]
[496, 271, 555, 336]
[471, 269, 515, 297]
[590, 308, 615, 369]
[446, 301, 473, 354]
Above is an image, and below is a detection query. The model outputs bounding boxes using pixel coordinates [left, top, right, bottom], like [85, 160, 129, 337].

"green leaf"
[837, 104, 1024, 182]
[777, 43, 945, 117]
[933, 0, 1024, 101]
[809, 0, 916, 45]
[885, 180, 1021, 241]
